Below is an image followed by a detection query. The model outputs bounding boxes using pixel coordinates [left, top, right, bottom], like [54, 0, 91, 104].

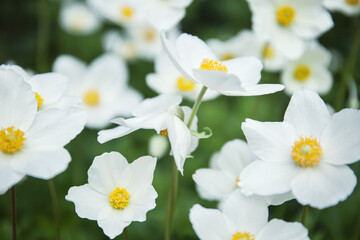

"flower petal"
[131, 94, 182, 117]
[126, 156, 157, 194]
[257, 219, 309, 240]
[223, 57, 262, 85]
[97, 209, 130, 239]
[0, 154, 25, 194]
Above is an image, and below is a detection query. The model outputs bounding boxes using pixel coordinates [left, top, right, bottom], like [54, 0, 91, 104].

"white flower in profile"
[66, 152, 157, 239]
[190, 190, 309, 240]
[98, 94, 195, 174]
[146, 51, 219, 101]
[103, 30, 139, 61]
[161, 32, 284, 96]
[240, 89, 360, 209]
[193, 139, 293, 206]
[53, 53, 142, 129]
[59, 1, 101, 35]
[247, 0, 333, 59]
[324, 0, 360, 16]
[281, 42, 333, 95]
[0, 68, 87, 194]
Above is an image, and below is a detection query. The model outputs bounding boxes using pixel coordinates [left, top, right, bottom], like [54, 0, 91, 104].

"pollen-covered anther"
[346, 0, 359, 6]
[177, 76, 196, 91]
[109, 187, 130, 210]
[232, 232, 255, 240]
[292, 136, 323, 167]
[199, 59, 228, 72]
[121, 5, 134, 18]
[35, 92, 44, 110]
[294, 65, 311, 82]
[83, 89, 100, 106]
[277, 6, 295, 26]
[235, 177, 240, 187]
[0, 126, 26, 154]
[160, 129, 168, 137]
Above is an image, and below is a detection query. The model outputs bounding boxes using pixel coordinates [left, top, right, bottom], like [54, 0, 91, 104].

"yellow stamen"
[277, 6, 295, 26]
[35, 92, 44, 110]
[235, 177, 240, 187]
[144, 28, 155, 42]
[232, 232, 255, 240]
[160, 129, 168, 137]
[346, 0, 359, 5]
[292, 136, 323, 167]
[0, 126, 26, 154]
[177, 76, 196, 91]
[121, 5, 134, 18]
[221, 53, 235, 61]
[83, 90, 100, 106]
[199, 59, 228, 72]
[109, 187, 130, 210]
[262, 45, 274, 59]
[294, 65, 311, 82]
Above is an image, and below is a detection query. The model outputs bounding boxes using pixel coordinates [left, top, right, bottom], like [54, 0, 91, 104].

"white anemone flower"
[0, 68, 87, 194]
[66, 152, 157, 239]
[240, 89, 360, 209]
[98, 94, 195, 174]
[247, 0, 333, 59]
[324, 0, 360, 16]
[190, 190, 309, 240]
[53, 54, 142, 129]
[193, 139, 294, 206]
[103, 30, 139, 61]
[146, 51, 219, 101]
[281, 42, 333, 95]
[161, 32, 285, 96]
[59, 1, 101, 35]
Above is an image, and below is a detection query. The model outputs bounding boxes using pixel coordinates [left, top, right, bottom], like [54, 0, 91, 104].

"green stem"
[48, 179, 61, 240]
[11, 186, 17, 240]
[301, 205, 309, 225]
[187, 86, 208, 128]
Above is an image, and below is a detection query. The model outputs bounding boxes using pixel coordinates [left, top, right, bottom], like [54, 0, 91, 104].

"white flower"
[53, 54, 142, 129]
[98, 94, 195, 174]
[0, 67, 87, 194]
[240, 89, 360, 209]
[193, 139, 293, 206]
[59, 1, 101, 35]
[146, 51, 219, 101]
[189, 190, 309, 240]
[247, 0, 333, 59]
[103, 30, 139, 61]
[148, 134, 169, 159]
[66, 152, 157, 239]
[161, 31, 284, 96]
[281, 42, 333, 95]
[324, 0, 360, 16]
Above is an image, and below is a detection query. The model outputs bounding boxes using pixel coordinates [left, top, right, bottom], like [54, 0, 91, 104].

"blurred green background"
[1, 0, 360, 239]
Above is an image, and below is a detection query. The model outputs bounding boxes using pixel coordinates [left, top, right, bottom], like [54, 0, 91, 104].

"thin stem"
[187, 86, 208, 128]
[164, 161, 178, 240]
[301, 205, 309, 225]
[124, 228, 129, 240]
[11, 186, 17, 240]
[48, 179, 61, 240]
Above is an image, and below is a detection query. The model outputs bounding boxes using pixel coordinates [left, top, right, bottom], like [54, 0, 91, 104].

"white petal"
[125, 185, 157, 222]
[132, 94, 182, 117]
[0, 154, 25, 194]
[147, 5, 184, 30]
[257, 219, 309, 240]
[223, 57, 262, 85]
[52, 55, 87, 82]
[273, 28, 305, 59]
[234, 84, 284, 96]
[98, 125, 138, 144]
[126, 156, 157, 194]
[265, 191, 295, 206]
[97, 209, 130, 239]
[291, 162, 357, 209]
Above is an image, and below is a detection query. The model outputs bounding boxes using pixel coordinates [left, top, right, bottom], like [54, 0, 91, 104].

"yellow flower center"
[35, 92, 44, 110]
[0, 126, 26, 154]
[277, 6, 295, 26]
[83, 90, 100, 106]
[160, 129, 168, 137]
[232, 232, 255, 240]
[109, 187, 130, 210]
[143, 28, 156, 42]
[199, 59, 228, 72]
[177, 76, 196, 91]
[235, 177, 240, 187]
[292, 136, 323, 167]
[221, 53, 235, 61]
[262, 45, 274, 59]
[346, 0, 359, 5]
[294, 65, 311, 82]
[120, 5, 134, 19]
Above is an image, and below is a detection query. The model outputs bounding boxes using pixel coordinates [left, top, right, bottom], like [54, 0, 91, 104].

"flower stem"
[301, 205, 309, 225]
[48, 179, 61, 240]
[11, 186, 17, 240]
[187, 86, 208, 128]
[164, 161, 178, 240]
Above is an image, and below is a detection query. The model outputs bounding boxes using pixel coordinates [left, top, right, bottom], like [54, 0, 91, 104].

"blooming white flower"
[59, 1, 101, 35]
[190, 190, 309, 240]
[53, 53, 142, 129]
[193, 139, 293, 206]
[146, 51, 219, 101]
[98, 94, 196, 174]
[240, 89, 360, 209]
[281, 42, 333, 95]
[161, 31, 284, 96]
[247, 0, 333, 59]
[66, 152, 157, 239]
[324, 0, 360, 16]
[0, 67, 87, 194]
[103, 30, 139, 61]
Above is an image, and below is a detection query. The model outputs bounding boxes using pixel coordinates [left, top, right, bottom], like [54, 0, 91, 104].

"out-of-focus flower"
[146, 51, 219, 101]
[59, 1, 101, 35]
[161, 32, 284, 96]
[148, 134, 168, 159]
[281, 42, 333, 95]
[0, 67, 87, 194]
[53, 54, 142, 129]
[240, 89, 360, 209]
[324, 0, 360, 16]
[98, 94, 194, 174]
[103, 30, 139, 61]
[247, 0, 333, 59]
[189, 190, 309, 240]
[66, 152, 157, 239]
